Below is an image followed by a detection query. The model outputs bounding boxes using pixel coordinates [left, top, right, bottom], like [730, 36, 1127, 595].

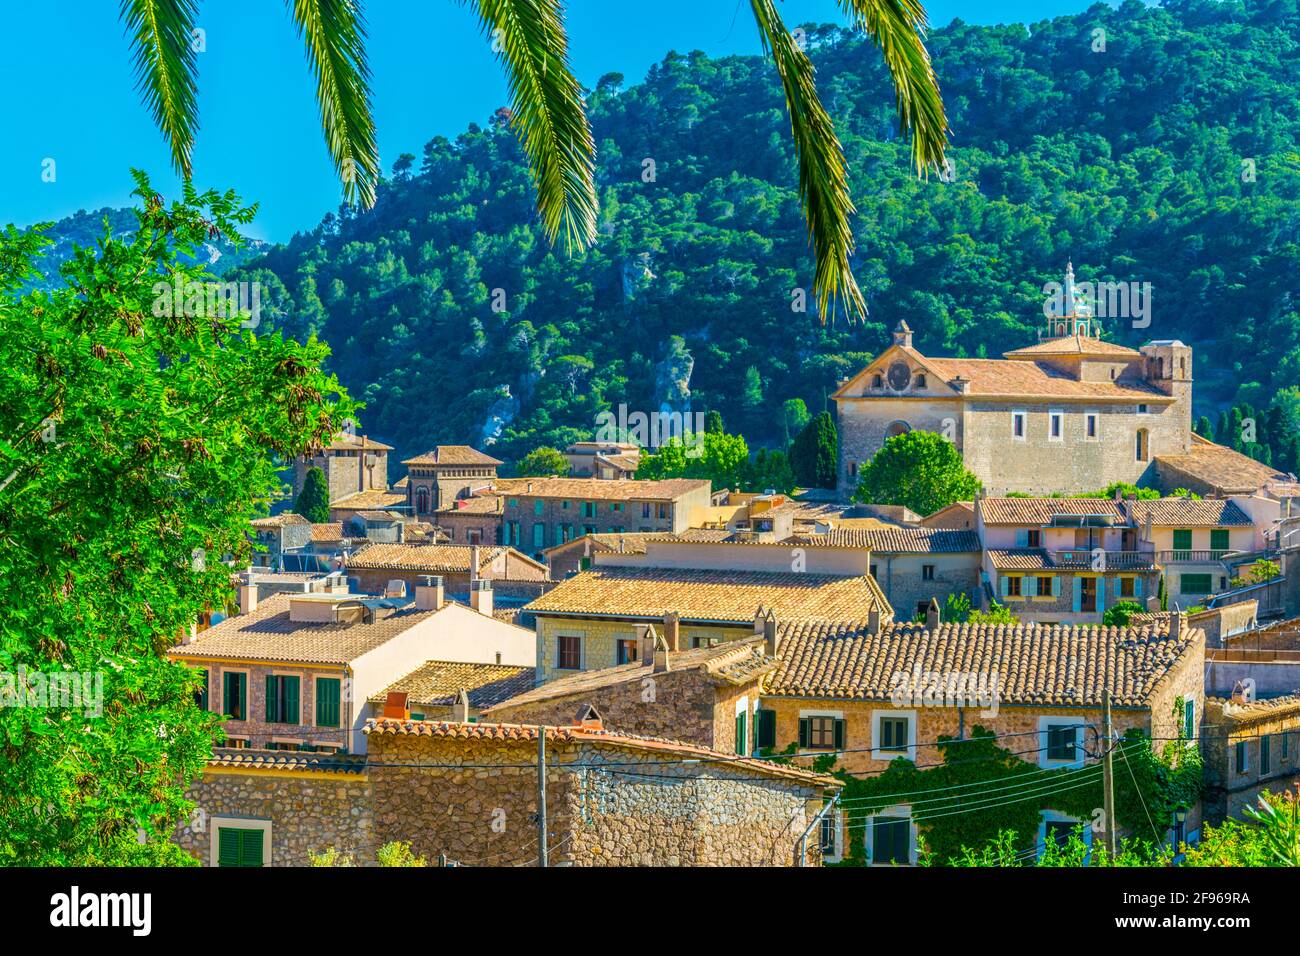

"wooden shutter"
[1072, 578, 1082, 613]
[735, 712, 747, 755]
[833, 719, 846, 750]
[1173, 529, 1192, 553]
[265, 675, 279, 722]
[1096, 577, 1106, 614]
[1210, 529, 1229, 552]
[217, 828, 241, 867]
[316, 678, 341, 727]
[798, 718, 810, 748]
[1000, 576, 1009, 598]
[757, 709, 777, 749]
[285, 676, 300, 724]
[197, 669, 208, 711]
[1052, 576, 1061, 597]
[239, 828, 264, 867]
[1015, 529, 1029, 548]
[1134, 576, 1143, 598]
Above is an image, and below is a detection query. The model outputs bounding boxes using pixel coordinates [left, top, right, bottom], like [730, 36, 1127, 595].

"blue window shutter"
[1072, 578, 1082, 613]
[1052, 576, 1061, 597]
[1000, 576, 1009, 598]
[1134, 577, 1143, 598]
[1096, 579, 1105, 614]
[1015, 529, 1029, 548]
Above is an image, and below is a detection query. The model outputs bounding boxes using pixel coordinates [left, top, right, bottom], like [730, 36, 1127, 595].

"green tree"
[1102, 600, 1144, 627]
[636, 431, 749, 492]
[854, 431, 981, 516]
[742, 448, 797, 495]
[704, 410, 725, 435]
[780, 397, 810, 444]
[115, 0, 948, 319]
[515, 445, 569, 477]
[0, 176, 355, 864]
[294, 466, 332, 523]
[967, 603, 1017, 625]
[790, 411, 838, 489]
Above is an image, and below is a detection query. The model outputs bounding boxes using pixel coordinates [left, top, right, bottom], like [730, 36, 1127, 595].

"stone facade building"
[343, 543, 549, 598]
[404, 445, 502, 517]
[1202, 693, 1300, 823]
[294, 434, 392, 502]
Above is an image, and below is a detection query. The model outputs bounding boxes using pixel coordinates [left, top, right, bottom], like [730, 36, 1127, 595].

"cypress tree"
[294, 466, 332, 524]
[790, 411, 839, 489]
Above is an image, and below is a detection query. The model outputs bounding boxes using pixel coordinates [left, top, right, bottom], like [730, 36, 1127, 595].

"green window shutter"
[1173, 529, 1192, 555]
[833, 719, 846, 750]
[798, 718, 810, 748]
[757, 709, 777, 749]
[223, 672, 245, 719]
[1210, 529, 1229, 552]
[217, 828, 241, 866]
[265, 675, 279, 722]
[198, 669, 208, 711]
[239, 828, 264, 867]
[1181, 573, 1212, 595]
[284, 676, 300, 724]
[316, 678, 341, 727]
[1261, 735, 1272, 775]
[735, 712, 747, 755]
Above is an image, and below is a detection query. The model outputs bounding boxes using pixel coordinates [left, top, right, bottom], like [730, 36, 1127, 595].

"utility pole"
[537, 726, 548, 867]
[1101, 688, 1117, 859]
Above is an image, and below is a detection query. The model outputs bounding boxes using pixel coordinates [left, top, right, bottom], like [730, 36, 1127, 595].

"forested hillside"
[221, 1, 1300, 467]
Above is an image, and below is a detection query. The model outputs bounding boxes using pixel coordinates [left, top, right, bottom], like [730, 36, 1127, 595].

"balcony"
[1050, 549, 1155, 570]
[1156, 550, 1232, 564]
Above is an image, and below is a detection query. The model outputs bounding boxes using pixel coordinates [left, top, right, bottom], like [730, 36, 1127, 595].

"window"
[1047, 724, 1078, 761]
[610, 502, 624, 513]
[582, 502, 597, 518]
[691, 635, 723, 649]
[915, 601, 930, 620]
[1006, 575, 1023, 597]
[1049, 411, 1063, 441]
[315, 677, 341, 728]
[1027, 529, 1042, 548]
[615, 640, 638, 665]
[849, 461, 858, 478]
[916, 374, 927, 388]
[532, 523, 545, 549]
[1037, 575, 1053, 597]
[922, 564, 935, 581]
[1038, 811, 1090, 862]
[869, 815, 912, 865]
[1172, 529, 1192, 559]
[415, 487, 430, 514]
[1012, 410, 1027, 440]
[1085, 412, 1099, 440]
[216, 826, 266, 868]
[1210, 529, 1229, 555]
[1044, 821, 1075, 852]
[1180, 573, 1213, 595]
[800, 715, 843, 750]
[1235, 740, 1249, 774]
[561, 500, 570, 510]
[1261, 735, 1272, 775]
[756, 709, 777, 750]
[265, 674, 301, 724]
[872, 373, 883, 389]
[735, 711, 747, 755]
[1182, 698, 1195, 742]
[506, 521, 520, 545]
[533, 499, 544, 516]
[1135, 427, 1149, 462]
[507, 498, 518, 507]
[641, 503, 651, 519]
[820, 811, 843, 861]
[1137, 403, 1149, 415]
[658, 504, 669, 520]
[222, 672, 247, 720]
[557, 635, 582, 670]
[1284, 733, 1291, 761]
[195, 668, 208, 711]
[880, 716, 909, 753]
[1120, 576, 1136, 598]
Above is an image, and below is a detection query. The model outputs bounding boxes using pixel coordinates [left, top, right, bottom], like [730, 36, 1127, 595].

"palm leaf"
[467, 0, 597, 251]
[837, 0, 948, 173]
[287, 0, 379, 207]
[120, 0, 200, 179]
[749, 0, 864, 321]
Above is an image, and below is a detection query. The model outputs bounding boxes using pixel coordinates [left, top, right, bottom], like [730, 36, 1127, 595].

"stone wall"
[1201, 698, 1300, 823]
[872, 552, 980, 621]
[177, 768, 372, 866]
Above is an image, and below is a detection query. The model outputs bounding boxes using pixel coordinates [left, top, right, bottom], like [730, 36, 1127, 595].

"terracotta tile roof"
[596, 452, 641, 471]
[1003, 334, 1142, 358]
[345, 543, 508, 573]
[311, 522, 344, 543]
[434, 494, 502, 515]
[403, 445, 504, 467]
[206, 747, 366, 775]
[368, 661, 537, 710]
[544, 532, 657, 558]
[330, 489, 409, 511]
[251, 512, 310, 529]
[988, 549, 1157, 572]
[792, 528, 981, 553]
[322, 434, 393, 452]
[980, 497, 1126, 525]
[355, 510, 404, 522]
[921, 357, 1170, 401]
[524, 566, 891, 624]
[1207, 693, 1300, 725]
[493, 477, 710, 501]
[988, 549, 1054, 571]
[1127, 498, 1254, 527]
[167, 593, 440, 664]
[363, 719, 840, 787]
[393, 476, 409, 489]
[483, 637, 775, 714]
[767, 618, 1199, 707]
[1155, 436, 1287, 495]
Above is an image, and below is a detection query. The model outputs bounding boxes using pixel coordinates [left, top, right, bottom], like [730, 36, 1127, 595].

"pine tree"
[704, 410, 724, 434]
[1194, 415, 1213, 440]
[294, 466, 332, 523]
[1216, 410, 1231, 445]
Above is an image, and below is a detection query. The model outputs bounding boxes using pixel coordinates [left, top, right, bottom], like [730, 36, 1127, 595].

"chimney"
[663, 610, 681, 652]
[1170, 608, 1183, 641]
[926, 597, 941, 631]
[415, 574, 445, 611]
[470, 544, 481, 583]
[753, 604, 767, 636]
[451, 688, 470, 723]
[382, 691, 409, 720]
[574, 702, 604, 731]
[636, 623, 657, 664]
[239, 577, 259, 616]
[652, 631, 671, 673]
[385, 578, 408, 599]
[470, 579, 494, 617]
[868, 607, 881, 636]
[763, 608, 779, 657]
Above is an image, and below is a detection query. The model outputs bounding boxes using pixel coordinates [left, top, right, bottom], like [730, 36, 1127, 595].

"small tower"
[892, 320, 913, 348]
[1140, 339, 1194, 453]
[1042, 263, 1098, 340]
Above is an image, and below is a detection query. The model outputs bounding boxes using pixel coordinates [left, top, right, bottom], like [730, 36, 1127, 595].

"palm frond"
[120, 0, 201, 179]
[469, 0, 597, 251]
[749, 0, 865, 321]
[837, 0, 948, 174]
[288, 0, 379, 207]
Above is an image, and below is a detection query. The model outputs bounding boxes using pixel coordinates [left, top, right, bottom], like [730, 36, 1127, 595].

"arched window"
[1135, 428, 1149, 462]
[886, 421, 911, 439]
[415, 486, 430, 514]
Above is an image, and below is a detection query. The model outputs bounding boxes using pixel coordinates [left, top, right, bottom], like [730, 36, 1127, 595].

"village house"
[294, 433, 392, 502]
[492, 476, 712, 558]
[167, 576, 535, 755]
[484, 625, 777, 752]
[543, 531, 658, 579]
[174, 713, 839, 867]
[1201, 692, 1300, 823]
[343, 543, 549, 604]
[249, 512, 314, 570]
[367, 660, 536, 722]
[563, 440, 641, 479]
[433, 492, 503, 545]
[833, 266, 1284, 499]
[759, 608, 1206, 863]
[328, 487, 411, 523]
[403, 445, 502, 517]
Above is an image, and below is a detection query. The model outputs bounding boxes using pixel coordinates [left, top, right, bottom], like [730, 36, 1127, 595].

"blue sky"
[0, 0, 1103, 241]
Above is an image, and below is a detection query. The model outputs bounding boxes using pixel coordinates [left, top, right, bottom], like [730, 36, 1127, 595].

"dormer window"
[872, 374, 883, 389]
[916, 374, 927, 388]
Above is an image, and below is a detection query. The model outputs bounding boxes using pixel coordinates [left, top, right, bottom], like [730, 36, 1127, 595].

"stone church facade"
[834, 267, 1194, 498]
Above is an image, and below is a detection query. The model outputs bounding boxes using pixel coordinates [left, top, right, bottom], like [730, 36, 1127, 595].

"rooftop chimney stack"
[470, 544, 481, 583]
[652, 631, 671, 673]
[470, 578, 494, 617]
[868, 607, 881, 636]
[763, 608, 779, 657]
[636, 624, 657, 664]
[415, 574, 445, 611]
[1170, 608, 1184, 641]
[663, 610, 681, 652]
[451, 688, 470, 723]
[926, 598, 941, 631]
[239, 576, 259, 616]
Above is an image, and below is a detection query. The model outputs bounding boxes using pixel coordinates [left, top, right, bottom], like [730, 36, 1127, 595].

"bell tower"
[1042, 263, 1100, 340]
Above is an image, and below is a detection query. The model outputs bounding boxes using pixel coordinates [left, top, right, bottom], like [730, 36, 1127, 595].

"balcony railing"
[1156, 549, 1232, 564]
[1051, 549, 1155, 570]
